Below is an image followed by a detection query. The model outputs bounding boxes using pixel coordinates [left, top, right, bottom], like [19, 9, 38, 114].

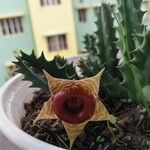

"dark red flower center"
[64, 97, 84, 113]
[52, 86, 95, 124]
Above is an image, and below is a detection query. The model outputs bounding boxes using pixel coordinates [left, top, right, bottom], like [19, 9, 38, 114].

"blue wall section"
[73, 0, 101, 52]
[0, 0, 35, 85]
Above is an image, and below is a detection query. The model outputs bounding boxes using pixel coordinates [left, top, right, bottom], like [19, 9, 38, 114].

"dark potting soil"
[21, 91, 150, 150]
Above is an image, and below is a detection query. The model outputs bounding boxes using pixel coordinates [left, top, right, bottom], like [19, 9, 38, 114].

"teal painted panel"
[0, 0, 35, 85]
[73, 0, 101, 52]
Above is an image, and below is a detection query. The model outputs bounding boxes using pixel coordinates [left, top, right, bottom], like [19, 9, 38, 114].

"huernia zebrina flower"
[34, 69, 115, 148]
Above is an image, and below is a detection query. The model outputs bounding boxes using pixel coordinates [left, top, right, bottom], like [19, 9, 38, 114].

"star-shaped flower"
[34, 69, 115, 148]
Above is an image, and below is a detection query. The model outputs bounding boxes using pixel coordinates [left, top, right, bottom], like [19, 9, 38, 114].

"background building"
[0, 0, 119, 85]
[73, 0, 101, 52]
[27, 0, 78, 60]
[0, 0, 35, 85]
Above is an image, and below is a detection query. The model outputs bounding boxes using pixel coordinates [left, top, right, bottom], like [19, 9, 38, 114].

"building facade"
[73, 0, 101, 52]
[0, 0, 103, 85]
[27, 0, 78, 60]
[0, 0, 35, 85]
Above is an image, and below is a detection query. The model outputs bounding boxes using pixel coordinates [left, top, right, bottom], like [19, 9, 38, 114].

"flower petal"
[43, 70, 75, 94]
[79, 68, 105, 96]
[90, 97, 111, 121]
[62, 121, 88, 149]
[34, 97, 57, 124]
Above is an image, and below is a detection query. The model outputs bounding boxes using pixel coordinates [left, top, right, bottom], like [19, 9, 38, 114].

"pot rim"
[0, 74, 65, 150]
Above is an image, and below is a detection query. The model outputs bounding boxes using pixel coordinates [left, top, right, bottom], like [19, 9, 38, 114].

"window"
[0, 17, 23, 35]
[78, 9, 87, 22]
[79, 0, 84, 3]
[47, 34, 67, 51]
[94, 7, 100, 15]
[40, 0, 60, 6]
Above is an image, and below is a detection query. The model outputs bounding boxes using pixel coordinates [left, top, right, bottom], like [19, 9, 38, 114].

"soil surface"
[21, 91, 150, 150]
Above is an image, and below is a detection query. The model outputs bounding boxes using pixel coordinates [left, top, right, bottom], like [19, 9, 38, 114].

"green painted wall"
[73, 0, 117, 52]
[73, 0, 101, 52]
[0, 0, 35, 85]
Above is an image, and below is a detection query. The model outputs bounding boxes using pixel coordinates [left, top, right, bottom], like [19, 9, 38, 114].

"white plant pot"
[0, 74, 65, 150]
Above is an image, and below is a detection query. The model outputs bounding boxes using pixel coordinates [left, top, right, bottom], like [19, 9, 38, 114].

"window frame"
[78, 8, 87, 22]
[47, 34, 68, 52]
[94, 7, 100, 15]
[40, 0, 61, 6]
[0, 16, 23, 36]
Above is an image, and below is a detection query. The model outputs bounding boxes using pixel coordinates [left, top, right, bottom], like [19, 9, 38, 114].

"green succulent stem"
[114, 0, 150, 114]
[14, 50, 79, 91]
[80, 1, 150, 115]
[112, 2, 150, 113]
[131, 64, 150, 114]
[122, 4, 131, 60]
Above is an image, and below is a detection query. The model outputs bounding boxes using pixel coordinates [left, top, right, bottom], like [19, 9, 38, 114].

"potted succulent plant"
[0, 0, 150, 150]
